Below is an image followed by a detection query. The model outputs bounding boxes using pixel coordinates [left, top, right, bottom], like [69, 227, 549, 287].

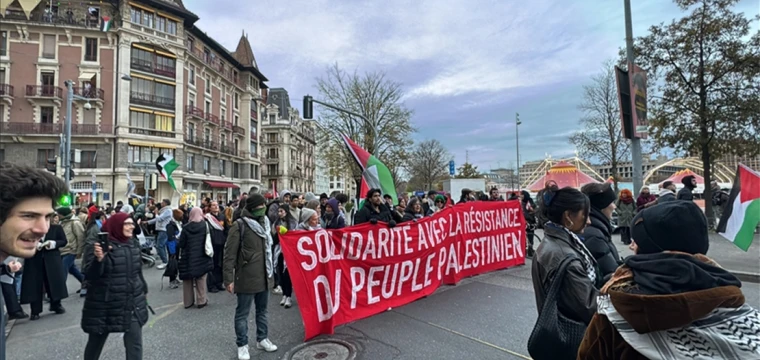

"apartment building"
[0, 0, 267, 206]
[261, 88, 316, 194]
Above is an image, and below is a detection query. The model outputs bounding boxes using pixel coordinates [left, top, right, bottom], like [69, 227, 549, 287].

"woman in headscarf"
[616, 189, 636, 245]
[205, 201, 227, 293]
[178, 208, 213, 309]
[635, 186, 657, 212]
[271, 204, 298, 307]
[81, 212, 149, 360]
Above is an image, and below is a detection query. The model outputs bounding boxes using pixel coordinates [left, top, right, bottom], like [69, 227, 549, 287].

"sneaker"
[256, 339, 278, 352]
[272, 286, 282, 295]
[156, 264, 167, 270]
[280, 295, 287, 306]
[237, 345, 250, 360]
[169, 281, 179, 289]
[284, 297, 292, 308]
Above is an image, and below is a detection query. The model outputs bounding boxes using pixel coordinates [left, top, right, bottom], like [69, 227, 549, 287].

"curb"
[728, 270, 760, 284]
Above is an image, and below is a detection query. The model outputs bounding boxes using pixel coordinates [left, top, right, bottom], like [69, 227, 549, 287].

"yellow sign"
[180, 192, 197, 207]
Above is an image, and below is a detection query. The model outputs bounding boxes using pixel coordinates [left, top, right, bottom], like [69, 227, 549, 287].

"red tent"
[660, 169, 704, 185]
[528, 161, 600, 191]
[606, 176, 615, 184]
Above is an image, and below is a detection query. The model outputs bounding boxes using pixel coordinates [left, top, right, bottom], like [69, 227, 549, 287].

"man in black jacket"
[354, 189, 396, 226]
[677, 175, 697, 201]
[658, 181, 677, 203]
[580, 183, 622, 282]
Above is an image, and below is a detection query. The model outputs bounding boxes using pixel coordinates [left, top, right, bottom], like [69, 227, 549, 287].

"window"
[188, 92, 195, 108]
[220, 86, 226, 103]
[233, 114, 239, 126]
[40, 106, 54, 123]
[84, 38, 98, 61]
[37, 149, 55, 168]
[155, 16, 165, 32]
[130, 7, 143, 24]
[221, 108, 226, 122]
[234, 92, 239, 109]
[203, 156, 210, 173]
[166, 19, 177, 35]
[129, 111, 175, 136]
[186, 122, 195, 140]
[78, 150, 97, 168]
[233, 162, 239, 178]
[250, 141, 257, 155]
[186, 153, 194, 171]
[187, 36, 195, 51]
[205, 75, 210, 94]
[0, 31, 7, 57]
[220, 134, 227, 149]
[0, 149, 4, 163]
[219, 159, 226, 176]
[0, 68, 6, 84]
[203, 128, 211, 144]
[142, 11, 153, 28]
[127, 146, 175, 163]
[42, 34, 56, 59]
[188, 66, 195, 85]
[204, 100, 211, 114]
[154, 54, 175, 76]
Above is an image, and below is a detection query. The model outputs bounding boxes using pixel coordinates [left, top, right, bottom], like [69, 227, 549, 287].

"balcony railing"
[202, 139, 219, 151]
[264, 155, 279, 164]
[130, 92, 175, 109]
[250, 110, 257, 120]
[2, 122, 112, 135]
[204, 112, 220, 125]
[249, 152, 259, 159]
[185, 105, 204, 118]
[154, 63, 176, 78]
[26, 85, 63, 98]
[220, 144, 237, 156]
[129, 127, 174, 138]
[0, 84, 14, 97]
[233, 125, 245, 136]
[2, 10, 104, 30]
[186, 46, 246, 88]
[222, 121, 233, 130]
[250, 131, 258, 140]
[185, 134, 202, 147]
[131, 58, 176, 78]
[262, 170, 285, 177]
[72, 86, 105, 101]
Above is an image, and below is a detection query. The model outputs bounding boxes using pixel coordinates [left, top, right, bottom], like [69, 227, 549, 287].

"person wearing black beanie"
[677, 175, 697, 201]
[580, 183, 621, 281]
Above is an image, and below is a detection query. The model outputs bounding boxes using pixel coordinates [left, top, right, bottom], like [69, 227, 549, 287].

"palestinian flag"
[100, 16, 112, 32]
[717, 164, 760, 251]
[341, 134, 398, 205]
[156, 153, 179, 191]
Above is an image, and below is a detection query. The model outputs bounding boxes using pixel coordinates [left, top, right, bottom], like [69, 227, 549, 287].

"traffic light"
[69, 168, 75, 181]
[303, 95, 313, 119]
[46, 157, 57, 174]
[57, 193, 73, 207]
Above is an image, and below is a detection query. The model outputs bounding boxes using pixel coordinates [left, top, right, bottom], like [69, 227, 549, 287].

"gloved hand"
[369, 218, 378, 225]
[36, 241, 45, 251]
[44, 240, 56, 250]
[388, 220, 396, 228]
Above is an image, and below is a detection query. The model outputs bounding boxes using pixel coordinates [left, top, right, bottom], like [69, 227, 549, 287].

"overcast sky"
[185, 0, 757, 172]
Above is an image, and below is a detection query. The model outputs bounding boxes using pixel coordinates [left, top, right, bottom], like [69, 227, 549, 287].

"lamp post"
[515, 113, 522, 190]
[624, 0, 644, 197]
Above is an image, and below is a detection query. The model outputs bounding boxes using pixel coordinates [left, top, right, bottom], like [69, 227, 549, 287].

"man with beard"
[677, 175, 697, 201]
[354, 189, 396, 226]
[0, 164, 67, 359]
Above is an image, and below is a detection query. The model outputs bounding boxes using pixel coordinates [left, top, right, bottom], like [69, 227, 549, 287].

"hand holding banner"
[280, 200, 527, 340]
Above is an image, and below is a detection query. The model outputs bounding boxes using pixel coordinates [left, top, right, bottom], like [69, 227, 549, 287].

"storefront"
[70, 180, 110, 207]
[202, 180, 239, 205]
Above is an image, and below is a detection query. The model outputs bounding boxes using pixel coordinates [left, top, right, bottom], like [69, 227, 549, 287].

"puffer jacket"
[81, 236, 149, 334]
[531, 225, 600, 325]
[177, 221, 213, 280]
[581, 208, 621, 281]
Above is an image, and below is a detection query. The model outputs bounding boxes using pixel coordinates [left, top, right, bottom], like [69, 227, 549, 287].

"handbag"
[527, 255, 588, 360]
[204, 222, 214, 257]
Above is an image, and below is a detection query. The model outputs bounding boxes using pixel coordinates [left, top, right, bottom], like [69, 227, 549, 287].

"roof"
[660, 169, 704, 184]
[528, 161, 600, 191]
[141, 0, 199, 25]
[267, 88, 291, 119]
[187, 26, 268, 82]
[233, 32, 258, 69]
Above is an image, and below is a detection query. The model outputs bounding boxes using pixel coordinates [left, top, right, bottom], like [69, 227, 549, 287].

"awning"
[79, 71, 97, 80]
[204, 181, 239, 189]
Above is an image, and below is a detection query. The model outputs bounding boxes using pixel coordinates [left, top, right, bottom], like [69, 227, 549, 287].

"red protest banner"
[280, 200, 526, 340]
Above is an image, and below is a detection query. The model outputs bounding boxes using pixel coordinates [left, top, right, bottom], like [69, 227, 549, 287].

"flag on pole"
[717, 164, 760, 251]
[156, 153, 179, 191]
[125, 173, 136, 198]
[341, 134, 397, 205]
[100, 16, 112, 32]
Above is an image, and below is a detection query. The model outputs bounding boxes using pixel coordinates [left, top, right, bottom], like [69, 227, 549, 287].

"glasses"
[123, 222, 136, 227]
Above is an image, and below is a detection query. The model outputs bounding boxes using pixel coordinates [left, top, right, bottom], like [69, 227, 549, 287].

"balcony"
[264, 155, 279, 164]
[130, 92, 175, 110]
[186, 46, 245, 88]
[2, 122, 112, 135]
[250, 109, 258, 121]
[184, 105, 204, 119]
[2, 10, 104, 30]
[130, 58, 176, 78]
[185, 133, 202, 147]
[220, 144, 237, 156]
[233, 125, 245, 136]
[222, 121, 233, 131]
[26, 85, 63, 100]
[262, 136, 283, 144]
[204, 112, 220, 126]
[129, 127, 174, 138]
[0, 84, 13, 105]
[262, 169, 285, 177]
[72, 86, 105, 101]
[201, 139, 219, 151]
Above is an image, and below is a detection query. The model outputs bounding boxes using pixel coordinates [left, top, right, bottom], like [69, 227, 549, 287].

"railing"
[0, 84, 14, 97]
[222, 121, 233, 130]
[154, 63, 176, 78]
[2, 10, 103, 29]
[238, 150, 249, 158]
[262, 170, 285, 177]
[129, 127, 174, 138]
[204, 112, 220, 125]
[233, 125, 245, 136]
[250, 109, 257, 120]
[130, 92, 175, 109]
[264, 155, 279, 164]
[250, 152, 259, 159]
[185, 134, 202, 147]
[186, 46, 246, 88]
[72, 87, 105, 101]
[184, 105, 204, 118]
[202, 139, 219, 151]
[263, 136, 283, 144]
[220, 144, 237, 156]
[2, 122, 111, 135]
[26, 85, 63, 98]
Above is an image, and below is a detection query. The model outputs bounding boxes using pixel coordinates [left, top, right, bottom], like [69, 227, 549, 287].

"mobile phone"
[97, 232, 110, 253]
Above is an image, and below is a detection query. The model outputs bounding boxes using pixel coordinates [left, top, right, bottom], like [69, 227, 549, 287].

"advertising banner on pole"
[629, 63, 648, 138]
[280, 200, 527, 340]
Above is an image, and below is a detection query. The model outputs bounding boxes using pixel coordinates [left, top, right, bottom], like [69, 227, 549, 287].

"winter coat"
[401, 207, 424, 223]
[531, 225, 599, 325]
[581, 208, 621, 281]
[59, 214, 86, 257]
[177, 221, 213, 280]
[615, 200, 636, 228]
[81, 236, 149, 334]
[207, 212, 227, 246]
[657, 190, 676, 203]
[677, 187, 694, 201]
[635, 194, 657, 212]
[21, 224, 68, 304]
[578, 253, 752, 360]
[324, 200, 346, 229]
[354, 200, 393, 225]
[223, 210, 273, 294]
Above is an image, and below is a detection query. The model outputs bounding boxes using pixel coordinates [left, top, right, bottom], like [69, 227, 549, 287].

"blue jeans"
[156, 231, 168, 264]
[62, 254, 85, 283]
[234, 291, 269, 346]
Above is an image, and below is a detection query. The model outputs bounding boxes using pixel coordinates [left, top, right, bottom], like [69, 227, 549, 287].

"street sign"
[449, 160, 455, 175]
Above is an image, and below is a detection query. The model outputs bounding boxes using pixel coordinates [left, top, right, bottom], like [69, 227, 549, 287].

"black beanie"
[56, 206, 72, 217]
[589, 185, 617, 210]
[245, 194, 266, 212]
[632, 201, 709, 255]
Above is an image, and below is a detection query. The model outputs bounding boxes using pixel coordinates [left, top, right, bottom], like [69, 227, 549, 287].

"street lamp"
[515, 113, 522, 190]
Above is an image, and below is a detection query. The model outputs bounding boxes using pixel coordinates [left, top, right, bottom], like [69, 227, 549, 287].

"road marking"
[392, 310, 532, 360]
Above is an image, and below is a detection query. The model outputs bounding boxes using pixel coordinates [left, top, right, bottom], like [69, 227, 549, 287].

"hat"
[245, 193, 267, 211]
[299, 208, 317, 224]
[304, 192, 318, 202]
[56, 206, 72, 217]
[632, 201, 709, 255]
[320, 193, 329, 200]
[87, 205, 99, 221]
[589, 185, 617, 210]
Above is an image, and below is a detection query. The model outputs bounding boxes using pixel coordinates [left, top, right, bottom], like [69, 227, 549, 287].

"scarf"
[240, 216, 273, 277]
[546, 221, 597, 284]
[205, 212, 224, 231]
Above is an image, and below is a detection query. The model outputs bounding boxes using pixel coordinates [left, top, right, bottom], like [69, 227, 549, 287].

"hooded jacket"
[59, 213, 86, 257]
[577, 252, 756, 360]
[677, 177, 695, 201]
[223, 209, 273, 294]
[582, 208, 621, 281]
[658, 189, 676, 203]
[324, 199, 345, 229]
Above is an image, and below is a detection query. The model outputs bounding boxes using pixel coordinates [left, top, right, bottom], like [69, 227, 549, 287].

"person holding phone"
[81, 212, 149, 360]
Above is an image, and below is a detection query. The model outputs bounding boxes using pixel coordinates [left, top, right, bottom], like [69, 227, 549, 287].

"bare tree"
[406, 139, 451, 190]
[569, 60, 631, 191]
[315, 64, 415, 188]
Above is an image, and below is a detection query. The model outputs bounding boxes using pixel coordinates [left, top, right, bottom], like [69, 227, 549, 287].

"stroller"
[137, 224, 157, 268]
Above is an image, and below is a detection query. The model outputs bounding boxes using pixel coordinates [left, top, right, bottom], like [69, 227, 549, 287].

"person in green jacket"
[615, 189, 636, 245]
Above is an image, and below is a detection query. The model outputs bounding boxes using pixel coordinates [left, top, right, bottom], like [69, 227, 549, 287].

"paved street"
[7, 248, 760, 360]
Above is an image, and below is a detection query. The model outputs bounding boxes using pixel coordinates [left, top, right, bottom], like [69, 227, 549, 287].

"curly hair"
[0, 163, 68, 224]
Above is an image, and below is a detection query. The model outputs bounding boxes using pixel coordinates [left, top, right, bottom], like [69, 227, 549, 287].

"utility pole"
[64, 80, 74, 191]
[515, 113, 521, 190]
[624, 0, 643, 197]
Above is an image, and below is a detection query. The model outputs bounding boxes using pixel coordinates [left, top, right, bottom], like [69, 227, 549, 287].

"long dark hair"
[276, 203, 296, 230]
[540, 184, 589, 226]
